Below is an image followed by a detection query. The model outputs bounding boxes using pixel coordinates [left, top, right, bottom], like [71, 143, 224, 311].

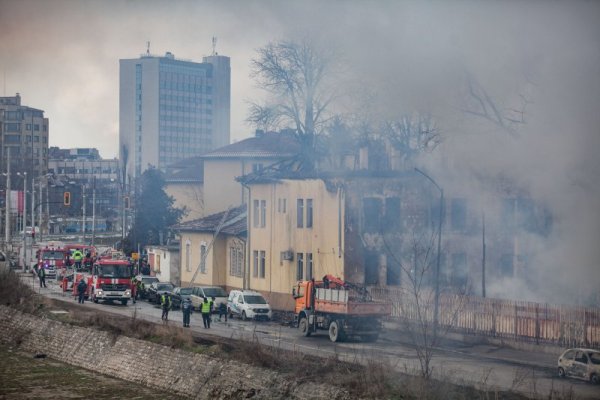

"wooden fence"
[369, 287, 600, 348]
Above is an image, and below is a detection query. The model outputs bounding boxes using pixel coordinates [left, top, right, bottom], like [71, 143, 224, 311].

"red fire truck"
[35, 243, 69, 280]
[88, 258, 133, 305]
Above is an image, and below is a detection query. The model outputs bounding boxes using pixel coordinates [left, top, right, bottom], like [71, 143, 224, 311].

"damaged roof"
[201, 131, 300, 159]
[175, 204, 246, 236]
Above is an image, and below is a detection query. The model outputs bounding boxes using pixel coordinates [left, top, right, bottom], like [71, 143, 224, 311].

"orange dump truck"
[293, 275, 391, 342]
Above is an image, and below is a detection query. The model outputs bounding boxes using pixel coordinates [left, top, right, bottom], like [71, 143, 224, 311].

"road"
[24, 273, 600, 399]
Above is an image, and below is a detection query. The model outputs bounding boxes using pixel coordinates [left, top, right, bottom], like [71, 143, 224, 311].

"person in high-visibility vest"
[201, 297, 211, 329]
[72, 250, 84, 270]
[160, 293, 172, 322]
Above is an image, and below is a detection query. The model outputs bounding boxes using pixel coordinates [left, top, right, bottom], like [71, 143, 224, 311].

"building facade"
[119, 51, 230, 182]
[0, 93, 49, 184]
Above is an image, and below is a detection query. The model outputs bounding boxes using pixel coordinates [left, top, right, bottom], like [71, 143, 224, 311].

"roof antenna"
[146, 41, 150, 55]
[212, 36, 217, 56]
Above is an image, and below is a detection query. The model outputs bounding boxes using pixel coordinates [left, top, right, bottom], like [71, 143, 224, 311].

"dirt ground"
[0, 345, 181, 400]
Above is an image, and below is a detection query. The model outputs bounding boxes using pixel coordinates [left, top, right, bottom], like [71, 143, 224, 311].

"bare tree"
[383, 230, 468, 379]
[382, 113, 442, 164]
[248, 36, 338, 171]
[462, 73, 533, 137]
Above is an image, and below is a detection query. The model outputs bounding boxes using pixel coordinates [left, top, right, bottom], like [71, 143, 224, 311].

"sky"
[1, 0, 599, 304]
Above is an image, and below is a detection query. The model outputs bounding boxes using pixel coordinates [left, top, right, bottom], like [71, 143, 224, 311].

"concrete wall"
[0, 306, 347, 399]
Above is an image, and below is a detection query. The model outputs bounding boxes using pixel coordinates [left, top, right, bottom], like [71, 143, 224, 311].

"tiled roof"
[201, 132, 301, 159]
[165, 157, 204, 183]
[175, 205, 246, 236]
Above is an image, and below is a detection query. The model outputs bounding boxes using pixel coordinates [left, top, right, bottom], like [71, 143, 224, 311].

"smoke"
[1, 0, 598, 304]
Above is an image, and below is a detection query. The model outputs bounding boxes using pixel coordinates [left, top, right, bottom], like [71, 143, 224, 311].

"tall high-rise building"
[119, 50, 230, 182]
[0, 93, 49, 181]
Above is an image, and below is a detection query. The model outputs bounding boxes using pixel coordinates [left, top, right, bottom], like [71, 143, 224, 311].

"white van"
[227, 290, 272, 321]
[190, 286, 228, 311]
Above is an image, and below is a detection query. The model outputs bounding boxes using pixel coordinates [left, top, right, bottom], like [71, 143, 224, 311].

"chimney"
[255, 129, 264, 138]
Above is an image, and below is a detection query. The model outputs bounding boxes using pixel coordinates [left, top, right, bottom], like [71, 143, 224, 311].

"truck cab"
[89, 259, 133, 305]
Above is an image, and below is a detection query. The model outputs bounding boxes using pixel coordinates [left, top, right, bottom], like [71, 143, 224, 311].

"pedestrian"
[161, 292, 171, 322]
[182, 298, 193, 327]
[209, 296, 215, 322]
[38, 266, 47, 288]
[218, 301, 228, 322]
[77, 278, 88, 304]
[201, 297, 211, 328]
[130, 276, 138, 304]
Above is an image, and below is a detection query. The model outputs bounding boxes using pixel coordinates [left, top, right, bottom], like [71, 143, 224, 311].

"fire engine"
[35, 242, 68, 280]
[88, 258, 133, 305]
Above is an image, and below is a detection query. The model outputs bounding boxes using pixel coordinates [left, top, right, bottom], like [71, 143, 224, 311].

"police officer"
[201, 297, 211, 329]
[182, 298, 193, 327]
[160, 292, 172, 322]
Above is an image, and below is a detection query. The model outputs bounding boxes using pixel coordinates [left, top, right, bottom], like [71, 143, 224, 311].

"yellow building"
[165, 157, 204, 222]
[246, 178, 345, 310]
[176, 205, 246, 289]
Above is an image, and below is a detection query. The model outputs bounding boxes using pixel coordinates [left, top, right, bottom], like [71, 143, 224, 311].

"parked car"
[171, 286, 196, 309]
[557, 348, 600, 384]
[227, 290, 272, 321]
[146, 281, 175, 303]
[190, 286, 228, 311]
[136, 275, 159, 300]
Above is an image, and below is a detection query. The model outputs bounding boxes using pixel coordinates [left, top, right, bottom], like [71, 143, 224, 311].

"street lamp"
[414, 167, 444, 338]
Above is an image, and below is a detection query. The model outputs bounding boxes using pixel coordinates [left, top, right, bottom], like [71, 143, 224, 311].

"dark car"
[147, 281, 175, 303]
[171, 287, 196, 309]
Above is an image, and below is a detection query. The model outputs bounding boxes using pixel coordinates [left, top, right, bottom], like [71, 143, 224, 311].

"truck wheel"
[299, 317, 311, 337]
[121, 299, 128, 306]
[329, 321, 344, 342]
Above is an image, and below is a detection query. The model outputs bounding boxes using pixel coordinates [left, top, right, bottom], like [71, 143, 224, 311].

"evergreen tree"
[125, 168, 183, 252]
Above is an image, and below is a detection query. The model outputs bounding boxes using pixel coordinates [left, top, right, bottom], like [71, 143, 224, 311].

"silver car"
[557, 348, 600, 384]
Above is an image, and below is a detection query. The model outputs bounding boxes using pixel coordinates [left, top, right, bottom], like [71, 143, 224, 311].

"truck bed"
[313, 288, 391, 316]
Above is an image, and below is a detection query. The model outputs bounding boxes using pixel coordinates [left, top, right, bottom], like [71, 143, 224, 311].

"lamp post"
[4, 148, 11, 247]
[415, 167, 444, 338]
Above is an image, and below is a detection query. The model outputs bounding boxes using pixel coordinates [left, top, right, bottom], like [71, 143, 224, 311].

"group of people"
[159, 294, 227, 328]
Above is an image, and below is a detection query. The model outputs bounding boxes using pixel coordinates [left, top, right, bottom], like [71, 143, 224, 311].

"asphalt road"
[24, 273, 600, 399]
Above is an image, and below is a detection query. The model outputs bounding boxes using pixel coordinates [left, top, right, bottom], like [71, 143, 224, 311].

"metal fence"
[370, 287, 600, 348]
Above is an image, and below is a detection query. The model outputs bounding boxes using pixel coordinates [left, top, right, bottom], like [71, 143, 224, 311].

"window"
[253, 250, 258, 277]
[296, 253, 304, 281]
[4, 123, 20, 132]
[385, 197, 402, 231]
[200, 243, 207, 274]
[260, 200, 266, 227]
[363, 198, 382, 233]
[253, 199, 266, 228]
[297, 199, 304, 228]
[185, 241, 191, 272]
[451, 198, 467, 231]
[253, 200, 260, 228]
[229, 245, 243, 277]
[4, 135, 20, 144]
[259, 251, 266, 278]
[278, 198, 287, 213]
[306, 199, 313, 228]
[306, 253, 313, 280]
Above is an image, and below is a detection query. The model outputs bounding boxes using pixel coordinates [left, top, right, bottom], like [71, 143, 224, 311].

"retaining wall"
[0, 306, 348, 399]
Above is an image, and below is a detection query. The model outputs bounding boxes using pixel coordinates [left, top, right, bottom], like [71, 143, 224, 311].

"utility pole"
[482, 211, 486, 298]
[38, 179, 42, 241]
[4, 148, 11, 246]
[82, 184, 86, 243]
[91, 177, 96, 246]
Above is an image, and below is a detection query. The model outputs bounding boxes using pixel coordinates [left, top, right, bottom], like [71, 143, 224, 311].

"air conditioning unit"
[281, 250, 294, 261]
